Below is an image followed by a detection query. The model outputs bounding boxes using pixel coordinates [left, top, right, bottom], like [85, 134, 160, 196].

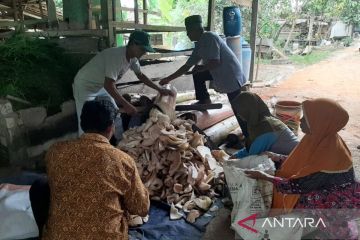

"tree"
[341, 0, 360, 26]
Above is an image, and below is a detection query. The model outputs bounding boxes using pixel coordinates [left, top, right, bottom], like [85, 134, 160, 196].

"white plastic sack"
[0, 184, 38, 240]
[224, 155, 275, 221]
[224, 156, 316, 240]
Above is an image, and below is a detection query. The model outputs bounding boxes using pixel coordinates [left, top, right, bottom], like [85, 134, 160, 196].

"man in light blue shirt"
[160, 15, 248, 137]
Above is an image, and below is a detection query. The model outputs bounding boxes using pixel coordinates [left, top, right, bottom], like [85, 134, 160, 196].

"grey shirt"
[271, 128, 299, 155]
[186, 32, 246, 93]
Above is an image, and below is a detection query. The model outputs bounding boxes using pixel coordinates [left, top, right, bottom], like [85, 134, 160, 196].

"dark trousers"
[193, 70, 213, 101]
[193, 70, 249, 138]
[29, 177, 50, 238]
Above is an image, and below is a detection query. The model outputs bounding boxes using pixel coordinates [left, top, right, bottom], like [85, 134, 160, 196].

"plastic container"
[226, 35, 242, 64]
[223, 6, 242, 37]
[241, 39, 251, 81]
[275, 101, 302, 135]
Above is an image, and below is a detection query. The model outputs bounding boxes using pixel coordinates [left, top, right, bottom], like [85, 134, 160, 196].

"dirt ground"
[203, 40, 360, 240]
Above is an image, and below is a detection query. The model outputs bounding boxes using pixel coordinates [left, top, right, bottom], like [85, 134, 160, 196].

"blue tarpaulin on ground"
[129, 200, 219, 240]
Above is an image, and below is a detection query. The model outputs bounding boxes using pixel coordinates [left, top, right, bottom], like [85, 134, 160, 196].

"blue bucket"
[223, 6, 242, 37]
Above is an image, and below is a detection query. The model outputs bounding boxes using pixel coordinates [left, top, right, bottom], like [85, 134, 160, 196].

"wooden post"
[38, 0, 44, 19]
[134, 0, 139, 24]
[207, 0, 215, 31]
[19, 0, 24, 31]
[107, 0, 115, 47]
[88, 0, 92, 29]
[12, 0, 18, 21]
[249, 0, 259, 83]
[307, 16, 314, 46]
[255, 37, 262, 82]
[143, 0, 147, 25]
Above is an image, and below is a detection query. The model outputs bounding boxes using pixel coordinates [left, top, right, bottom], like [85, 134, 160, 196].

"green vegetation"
[288, 49, 332, 65]
[0, 35, 79, 113]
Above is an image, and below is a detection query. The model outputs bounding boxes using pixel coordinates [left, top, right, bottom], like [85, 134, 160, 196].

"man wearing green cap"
[159, 15, 249, 137]
[73, 30, 173, 135]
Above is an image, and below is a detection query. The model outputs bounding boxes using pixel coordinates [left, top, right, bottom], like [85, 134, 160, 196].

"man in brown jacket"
[31, 99, 149, 240]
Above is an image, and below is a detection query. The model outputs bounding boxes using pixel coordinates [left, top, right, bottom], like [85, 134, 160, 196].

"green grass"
[288, 49, 333, 66]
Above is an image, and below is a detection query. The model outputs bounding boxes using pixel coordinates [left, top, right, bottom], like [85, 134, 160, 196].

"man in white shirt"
[159, 15, 249, 137]
[73, 30, 173, 135]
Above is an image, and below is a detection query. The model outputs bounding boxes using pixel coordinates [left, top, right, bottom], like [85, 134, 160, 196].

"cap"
[185, 15, 203, 29]
[129, 30, 155, 53]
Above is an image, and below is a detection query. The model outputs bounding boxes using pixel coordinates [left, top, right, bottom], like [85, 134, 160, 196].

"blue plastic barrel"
[226, 36, 242, 65]
[241, 39, 251, 81]
[223, 6, 242, 37]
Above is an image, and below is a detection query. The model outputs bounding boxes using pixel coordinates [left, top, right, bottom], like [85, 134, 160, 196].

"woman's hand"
[261, 151, 283, 162]
[244, 170, 273, 181]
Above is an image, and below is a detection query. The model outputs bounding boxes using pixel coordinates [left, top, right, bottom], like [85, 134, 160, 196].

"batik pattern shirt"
[43, 133, 149, 240]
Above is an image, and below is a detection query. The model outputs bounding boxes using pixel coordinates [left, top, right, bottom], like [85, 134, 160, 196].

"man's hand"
[159, 77, 171, 86]
[123, 104, 138, 116]
[159, 87, 175, 96]
[244, 170, 273, 181]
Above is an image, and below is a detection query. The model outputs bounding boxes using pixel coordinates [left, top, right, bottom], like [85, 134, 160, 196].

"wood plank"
[91, 6, 161, 16]
[175, 103, 222, 111]
[111, 21, 186, 32]
[141, 50, 192, 60]
[0, 7, 14, 12]
[194, 106, 234, 130]
[0, 19, 47, 27]
[24, 29, 108, 37]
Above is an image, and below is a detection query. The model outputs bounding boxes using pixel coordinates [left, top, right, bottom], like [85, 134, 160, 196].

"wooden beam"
[107, 0, 115, 47]
[249, 0, 258, 83]
[143, 0, 147, 25]
[141, 50, 192, 60]
[23, 11, 42, 19]
[92, 6, 161, 17]
[111, 21, 186, 32]
[134, 0, 139, 24]
[207, 0, 215, 31]
[24, 29, 108, 37]
[0, 19, 47, 27]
